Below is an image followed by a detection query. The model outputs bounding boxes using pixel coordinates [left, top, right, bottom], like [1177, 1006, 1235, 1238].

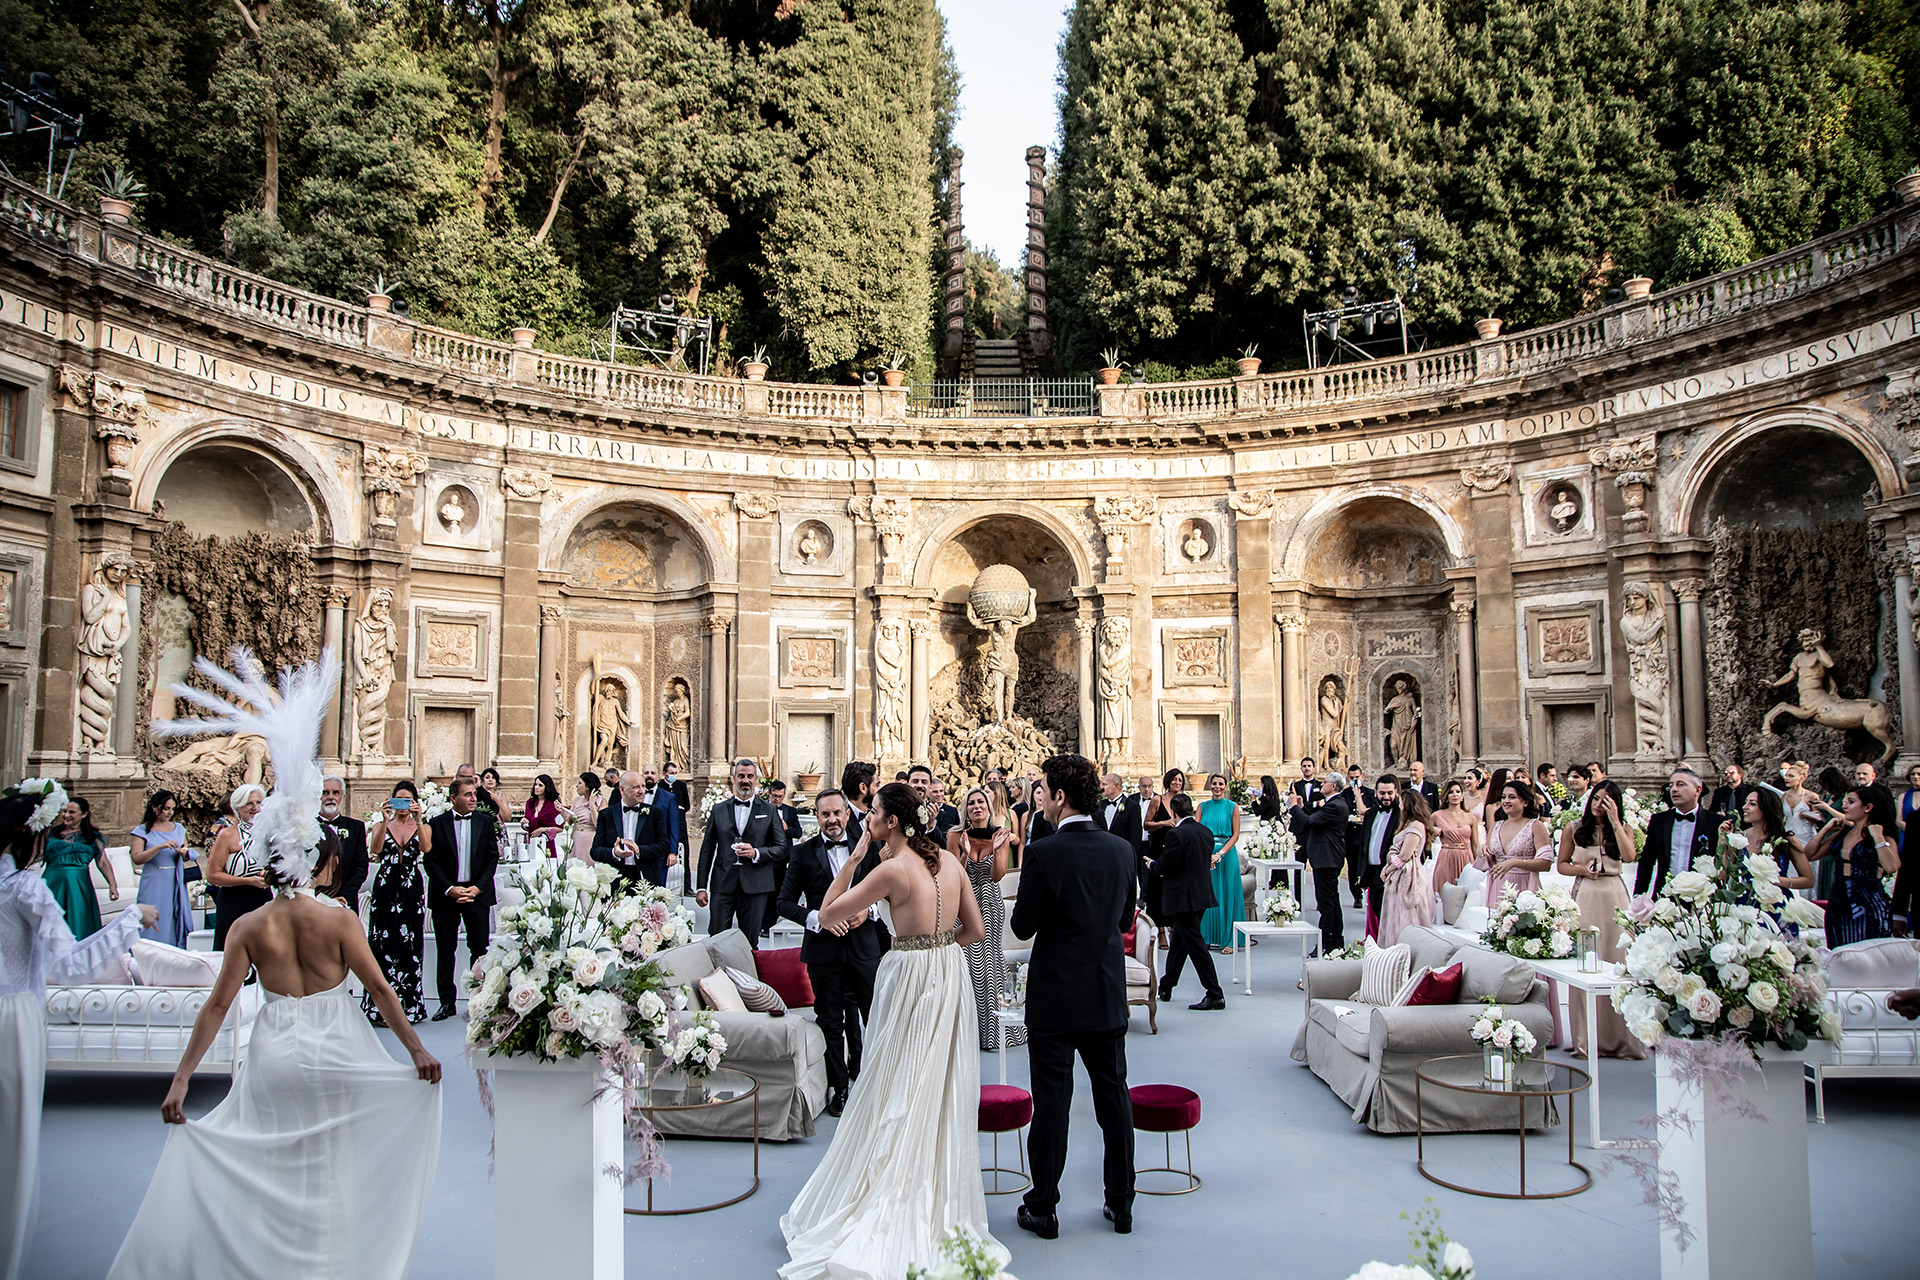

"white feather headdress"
[153, 646, 340, 890]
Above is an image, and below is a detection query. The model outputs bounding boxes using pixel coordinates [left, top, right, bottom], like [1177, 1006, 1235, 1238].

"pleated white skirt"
[0, 992, 44, 1280]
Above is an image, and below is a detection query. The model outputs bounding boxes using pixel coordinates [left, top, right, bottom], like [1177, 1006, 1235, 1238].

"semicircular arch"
[1279, 482, 1465, 583]
[543, 489, 731, 587]
[1675, 406, 1902, 536]
[908, 501, 1095, 592]
[133, 422, 344, 543]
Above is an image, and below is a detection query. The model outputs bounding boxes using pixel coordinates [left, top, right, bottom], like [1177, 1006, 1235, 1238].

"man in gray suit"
[696, 757, 791, 944]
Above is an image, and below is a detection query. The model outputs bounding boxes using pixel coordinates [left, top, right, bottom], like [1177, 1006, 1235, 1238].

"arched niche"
[559, 502, 712, 595]
[1686, 414, 1886, 534]
[1302, 495, 1451, 591]
[922, 514, 1080, 606]
[151, 442, 317, 539]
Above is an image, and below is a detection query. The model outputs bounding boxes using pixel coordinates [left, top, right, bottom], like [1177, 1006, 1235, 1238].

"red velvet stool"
[978, 1085, 1034, 1195]
[1129, 1083, 1202, 1194]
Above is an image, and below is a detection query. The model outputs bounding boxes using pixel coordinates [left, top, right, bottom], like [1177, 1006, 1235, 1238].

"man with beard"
[317, 775, 369, 907]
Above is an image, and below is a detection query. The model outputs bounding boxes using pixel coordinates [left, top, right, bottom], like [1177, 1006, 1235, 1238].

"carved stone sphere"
[968, 564, 1032, 623]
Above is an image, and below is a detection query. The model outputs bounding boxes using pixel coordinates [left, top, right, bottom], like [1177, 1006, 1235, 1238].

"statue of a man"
[1317, 676, 1347, 771]
[982, 620, 1020, 725]
[1772, 628, 1837, 707]
[76, 555, 132, 752]
[352, 589, 398, 758]
[591, 661, 630, 770]
[1384, 678, 1422, 771]
[158, 732, 269, 786]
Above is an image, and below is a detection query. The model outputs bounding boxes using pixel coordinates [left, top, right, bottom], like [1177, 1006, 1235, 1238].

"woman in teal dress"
[131, 789, 194, 947]
[1198, 773, 1245, 951]
[43, 795, 115, 939]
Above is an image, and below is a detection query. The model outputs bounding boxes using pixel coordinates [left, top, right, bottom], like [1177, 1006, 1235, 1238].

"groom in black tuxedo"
[425, 777, 499, 1020]
[1155, 791, 1224, 1008]
[776, 789, 889, 1116]
[1010, 753, 1136, 1239]
[697, 758, 791, 943]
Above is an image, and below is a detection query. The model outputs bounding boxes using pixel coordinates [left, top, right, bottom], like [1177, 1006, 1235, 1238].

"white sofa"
[1809, 936, 1920, 1122]
[46, 981, 257, 1075]
[89, 845, 138, 921]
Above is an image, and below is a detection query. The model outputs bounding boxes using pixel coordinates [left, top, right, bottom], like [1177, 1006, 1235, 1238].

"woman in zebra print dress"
[947, 787, 1025, 1050]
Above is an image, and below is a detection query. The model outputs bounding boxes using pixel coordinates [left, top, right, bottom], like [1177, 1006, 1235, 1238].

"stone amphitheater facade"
[3, 172, 1918, 821]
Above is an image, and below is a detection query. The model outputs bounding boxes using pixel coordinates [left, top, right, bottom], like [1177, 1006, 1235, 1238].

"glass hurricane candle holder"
[1576, 925, 1602, 974]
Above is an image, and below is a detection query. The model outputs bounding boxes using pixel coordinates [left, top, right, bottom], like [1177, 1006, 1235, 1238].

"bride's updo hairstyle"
[874, 780, 944, 875]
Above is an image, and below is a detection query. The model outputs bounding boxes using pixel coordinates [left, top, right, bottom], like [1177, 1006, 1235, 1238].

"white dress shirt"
[451, 812, 473, 882]
[805, 836, 859, 933]
[1671, 809, 1700, 874]
[1102, 798, 1123, 830]
[1367, 809, 1392, 866]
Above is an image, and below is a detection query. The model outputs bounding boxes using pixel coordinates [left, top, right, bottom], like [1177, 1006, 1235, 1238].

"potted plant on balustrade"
[1607, 845, 1836, 1277]
[465, 859, 696, 1277]
[1097, 348, 1124, 385]
[97, 166, 146, 223]
[742, 345, 769, 381]
[881, 351, 907, 388]
[1235, 343, 1261, 377]
[366, 271, 399, 313]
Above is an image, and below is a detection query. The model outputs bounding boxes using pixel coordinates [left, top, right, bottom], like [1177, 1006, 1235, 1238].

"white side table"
[1528, 958, 1647, 1150]
[1231, 921, 1320, 993]
[993, 1008, 1027, 1087]
[1247, 857, 1305, 900]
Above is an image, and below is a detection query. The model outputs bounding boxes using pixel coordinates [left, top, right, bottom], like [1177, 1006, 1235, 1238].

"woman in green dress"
[42, 795, 116, 938]
[1198, 773, 1245, 952]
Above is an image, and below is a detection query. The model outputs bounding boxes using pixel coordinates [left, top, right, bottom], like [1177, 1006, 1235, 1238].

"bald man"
[590, 770, 673, 889]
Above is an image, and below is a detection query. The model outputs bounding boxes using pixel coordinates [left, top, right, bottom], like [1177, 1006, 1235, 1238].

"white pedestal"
[485, 1054, 625, 1280]
[1655, 1044, 1826, 1280]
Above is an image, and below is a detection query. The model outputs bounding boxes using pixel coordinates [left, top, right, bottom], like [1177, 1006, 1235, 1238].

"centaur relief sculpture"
[1763, 627, 1896, 766]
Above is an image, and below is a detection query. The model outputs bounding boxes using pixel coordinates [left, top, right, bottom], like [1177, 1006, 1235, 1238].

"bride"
[108, 649, 443, 1280]
[781, 781, 1004, 1280]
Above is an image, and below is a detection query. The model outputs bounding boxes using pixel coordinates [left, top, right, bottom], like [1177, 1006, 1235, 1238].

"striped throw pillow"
[1357, 940, 1412, 1005]
[725, 965, 788, 1016]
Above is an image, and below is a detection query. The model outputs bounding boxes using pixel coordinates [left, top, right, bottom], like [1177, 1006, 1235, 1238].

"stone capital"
[1074, 617, 1097, 639]
[1670, 577, 1705, 603]
[733, 492, 780, 520]
[1092, 494, 1157, 529]
[1459, 462, 1510, 493]
[703, 611, 734, 635]
[540, 604, 564, 626]
[60, 365, 152, 431]
[324, 586, 353, 610]
[364, 444, 429, 493]
[1275, 612, 1307, 635]
[500, 466, 553, 500]
[1226, 489, 1275, 519]
[1448, 598, 1476, 622]
[1589, 434, 1659, 473]
[909, 618, 938, 641]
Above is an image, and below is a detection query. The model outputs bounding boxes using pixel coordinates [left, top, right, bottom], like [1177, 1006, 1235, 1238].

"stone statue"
[1620, 582, 1671, 755]
[1384, 677, 1422, 771]
[590, 657, 631, 770]
[157, 732, 268, 786]
[439, 488, 469, 534]
[352, 588, 398, 758]
[1096, 617, 1131, 762]
[75, 554, 132, 753]
[1548, 486, 1581, 533]
[1763, 627, 1897, 766]
[1182, 523, 1211, 562]
[661, 678, 692, 768]
[965, 565, 1037, 726]
[873, 618, 908, 760]
[797, 524, 826, 565]
[1316, 675, 1348, 771]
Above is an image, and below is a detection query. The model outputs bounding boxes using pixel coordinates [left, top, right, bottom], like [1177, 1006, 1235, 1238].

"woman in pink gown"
[1477, 779, 1551, 905]
[1377, 790, 1436, 947]
[567, 770, 604, 861]
[1430, 780, 1482, 889]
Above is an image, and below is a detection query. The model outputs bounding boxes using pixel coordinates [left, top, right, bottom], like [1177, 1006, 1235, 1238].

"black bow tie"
[453, 814, 473, 822]
[826, 840, 848, 850]
[1676, 811, 1697, 821]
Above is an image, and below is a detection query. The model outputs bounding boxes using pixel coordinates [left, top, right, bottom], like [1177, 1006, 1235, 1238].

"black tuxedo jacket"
[1096, 793, 1143, 850]
[1289, 778, 1323, 808]
[1010, 820, 1137, 1034]
[776, 833, 890, 965]
[322, 814, 369, 905]
[1299, 792, 1353, 869]
[774, 802, 805, 845]
[1410, 780, 1440, 809]
[1709, 785, 1758, 820]
[590, 797, 673, 883]
[698, 794, 791, 896]
[425, 809, 499, 907]
[1356, 805, 1397, 888]
[933, 803, 961, 839]
[1634, 807, 1721, 897]
[1026, 810, 1056, 844]
[1156, 818, 1218, 917]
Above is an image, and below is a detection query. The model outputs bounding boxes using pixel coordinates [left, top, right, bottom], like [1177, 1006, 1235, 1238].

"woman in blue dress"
[1198, 773, 1245, 952]
[1891, 763, 1920, 932]
[1806, 786, 1900, 947]
[130, 789, 194, 947]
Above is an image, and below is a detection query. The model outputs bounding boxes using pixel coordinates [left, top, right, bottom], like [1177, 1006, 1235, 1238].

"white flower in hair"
[152, 646, 340, 892]
[18, 777, 68, 833]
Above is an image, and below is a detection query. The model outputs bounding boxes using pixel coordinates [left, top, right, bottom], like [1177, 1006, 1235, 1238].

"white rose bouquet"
[1610, 842, 1834, 1053]
[1262, 887, 1301, 926]
[906, 1226, 1017, 1280]
[1239, 815, 1299, 863]
[1468, 1002, 1539, 1057]
[666, 1010, 728, 1083]
[465, 858, 694, 1064]
[1481, 882, 1583, 959]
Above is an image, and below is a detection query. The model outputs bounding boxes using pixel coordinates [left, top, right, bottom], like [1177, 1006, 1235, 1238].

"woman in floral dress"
[947, 788, 1024, 1051]
[363, 781, 431, 1025]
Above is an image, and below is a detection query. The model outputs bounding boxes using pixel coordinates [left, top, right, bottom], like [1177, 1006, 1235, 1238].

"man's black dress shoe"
[432, 1006, 456, 1022]
[1103, 1204, 1133, 1234]
[1017, 1205, 1059, 1239]
[824, 1090, 846, 1118]
[1157, 982, 1174, 1003]
[1188, 994, 1227, 1011]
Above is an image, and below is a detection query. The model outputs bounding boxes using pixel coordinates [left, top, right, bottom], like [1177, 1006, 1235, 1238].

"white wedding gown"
[107, 978, 442, 1280]
[781, 928, 1008, 1280]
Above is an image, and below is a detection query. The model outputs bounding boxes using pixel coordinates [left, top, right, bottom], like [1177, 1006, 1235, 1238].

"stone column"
[1075, 616, 1097, 756]
[1895, 556, 1920, 771]
[496, 483, 546, 767]
[1673, 578, 1710, 769]
[537, 605, 562, 765]
[704, 610, 732, 769]
[321, 587, 350, 760]
[733, 497, 778, 761]
[910, 619, 934, 765]
[111, 569, 143, 757]
[1450, 596, 1479, 767]
[1231, 492, 1278, 773]
[1277, 612, 1305, 761]
[1466, 476, 1521, 759]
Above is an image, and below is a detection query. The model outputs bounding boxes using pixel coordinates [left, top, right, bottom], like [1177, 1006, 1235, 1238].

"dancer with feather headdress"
[108, 650, 443, 1280]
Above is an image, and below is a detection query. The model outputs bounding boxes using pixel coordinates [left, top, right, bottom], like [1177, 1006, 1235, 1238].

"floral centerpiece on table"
[1470, 999, 1538, 1085]
[1482, 882, 1583, 960]
[1610, 846, 1833, 1053]
[665, 1010, 728, 1085]
[906, 1226, 1018, 1280]
[1344, 1202, 1475, 1280]
[1263, 887, 1301, 926]
[1239, 815, 1300, 862]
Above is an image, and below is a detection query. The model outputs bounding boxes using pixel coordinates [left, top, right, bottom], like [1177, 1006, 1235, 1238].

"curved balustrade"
[1, 170, 1911, 432]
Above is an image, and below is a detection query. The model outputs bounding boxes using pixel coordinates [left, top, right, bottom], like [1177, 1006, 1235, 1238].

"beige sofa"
[649, 928, 827, 1141]
[1290, 925, 1556, 1134]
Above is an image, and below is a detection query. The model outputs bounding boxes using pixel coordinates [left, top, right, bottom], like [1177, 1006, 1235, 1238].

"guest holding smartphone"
[362, 781, 432, 1025]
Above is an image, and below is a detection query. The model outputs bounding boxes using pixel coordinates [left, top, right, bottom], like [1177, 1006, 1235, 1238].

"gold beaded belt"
[890, 929, 957, 951]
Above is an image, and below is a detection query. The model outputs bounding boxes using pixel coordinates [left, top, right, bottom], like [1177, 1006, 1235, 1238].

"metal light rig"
[1302, 292, 1423, 369]
[602, 296, 714, 375]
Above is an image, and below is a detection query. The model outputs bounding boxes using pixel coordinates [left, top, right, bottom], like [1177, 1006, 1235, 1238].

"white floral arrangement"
[666, 1010, 728, 1083]
[1482, 882, 1583, 959]
[1344, 1203, 1473, 1280]
[1549, 786, 1653, 849]
[465, 859, 694, 1063]
[1469, 1002, 1539, 1057]
[1263, 887, 1301, 926]
[698, 783, 727, 822]
[1610, 839, 1834, 1052]
[1239, 815, 1300, 862]
[552, 824, 574, 860]
[906, 1226, 1017, 1280]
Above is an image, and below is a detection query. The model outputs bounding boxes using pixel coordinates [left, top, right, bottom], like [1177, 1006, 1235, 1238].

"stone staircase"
[971, 338, 1026, 379]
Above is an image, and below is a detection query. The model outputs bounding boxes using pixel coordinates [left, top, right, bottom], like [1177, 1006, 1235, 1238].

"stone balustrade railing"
[3, 171, 1913, 432]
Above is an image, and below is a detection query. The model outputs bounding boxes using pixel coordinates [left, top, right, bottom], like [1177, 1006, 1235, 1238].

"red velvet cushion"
[979, 1084, 1034, 1131]
[1128, 1084, 1201, 1132]
[1403, 961, 1465, 1007]
[752, 947, 814, 1009]
[1121, 908, 1143, 958]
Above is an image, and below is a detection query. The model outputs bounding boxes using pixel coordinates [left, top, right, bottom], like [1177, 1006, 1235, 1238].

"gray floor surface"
[31, 901, 1920, 1279]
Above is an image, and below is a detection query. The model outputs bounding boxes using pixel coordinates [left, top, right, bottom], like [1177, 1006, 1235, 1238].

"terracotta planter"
[1235, 357, 1261, 377]
[1474, 317, 1503, 340]
[510, 326, 537, 348]
[367, 293, 392, 314]
[1098, 366, 1122, 386]
[1623, 276, 1654, 300]
[742, 361, 768, 382]
[795, 773, 822, 792]
[1897, 172, 1920, 203]
[881, 369, 904, 388]
[98, 198, 133, 224]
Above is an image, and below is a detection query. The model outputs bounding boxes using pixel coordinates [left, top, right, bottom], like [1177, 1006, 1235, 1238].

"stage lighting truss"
[1301, 293, 1424, 370]
[595, 300, 714, 375]
[0, 71, 85, 198]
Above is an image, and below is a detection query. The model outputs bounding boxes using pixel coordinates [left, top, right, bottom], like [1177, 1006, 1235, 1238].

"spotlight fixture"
[1301, 293, 1419, 370]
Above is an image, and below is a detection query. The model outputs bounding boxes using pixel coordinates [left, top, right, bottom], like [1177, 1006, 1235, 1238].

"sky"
[937, 0, 1072, 267]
